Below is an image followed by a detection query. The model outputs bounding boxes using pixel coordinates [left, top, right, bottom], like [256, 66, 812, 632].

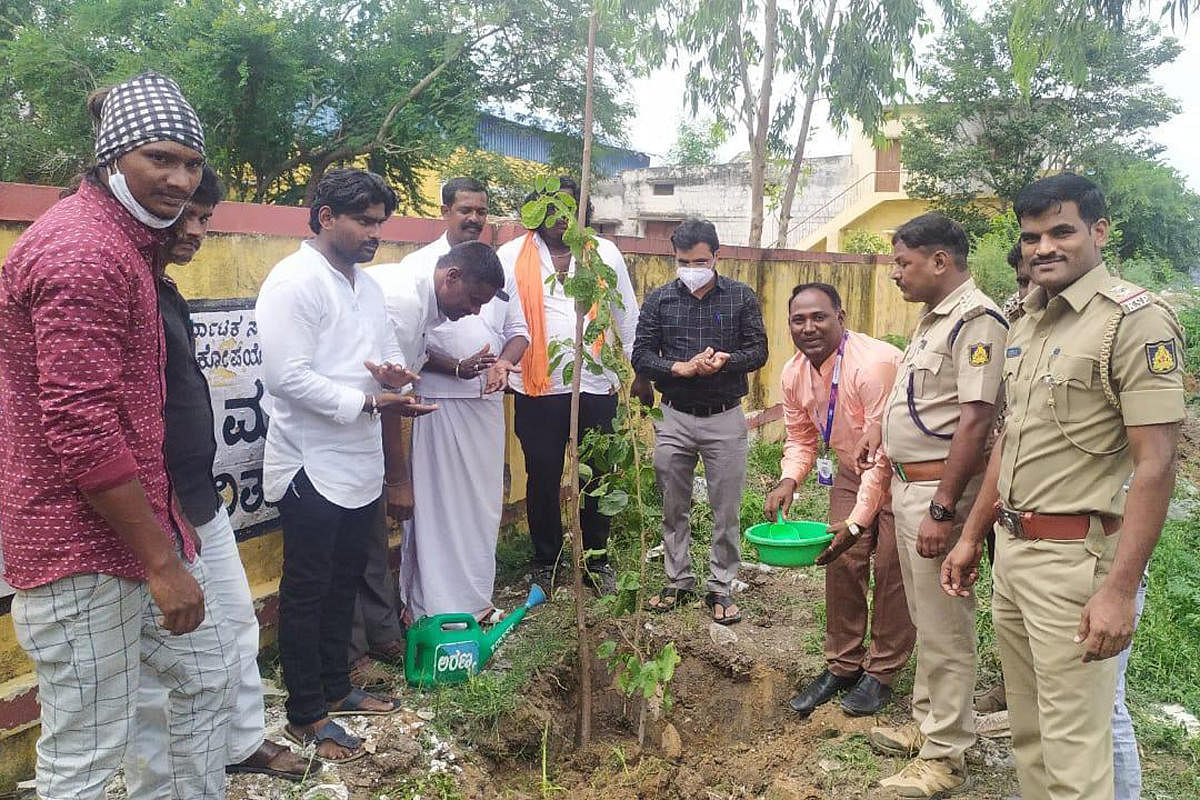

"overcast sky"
[626, 19, 1200, 192]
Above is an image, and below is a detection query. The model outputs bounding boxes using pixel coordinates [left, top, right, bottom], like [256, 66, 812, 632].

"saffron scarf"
[514, 232, 604, 396]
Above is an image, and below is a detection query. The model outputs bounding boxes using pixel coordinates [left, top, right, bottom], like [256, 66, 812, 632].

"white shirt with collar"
[256, 241, 402, 509]
[497, 232, 638, 396]
[379, 234, 529, 400]
[366, 242, 448, 373]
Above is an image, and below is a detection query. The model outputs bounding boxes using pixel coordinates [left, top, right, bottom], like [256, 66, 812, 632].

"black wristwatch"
[929, 501, 955, 521]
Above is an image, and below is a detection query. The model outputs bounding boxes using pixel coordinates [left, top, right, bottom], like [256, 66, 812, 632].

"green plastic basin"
[745, 520, 833, 567]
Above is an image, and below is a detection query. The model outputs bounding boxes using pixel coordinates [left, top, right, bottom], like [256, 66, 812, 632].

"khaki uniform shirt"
[882, 277, 1008, 463]
[998, 264, 1186, 516]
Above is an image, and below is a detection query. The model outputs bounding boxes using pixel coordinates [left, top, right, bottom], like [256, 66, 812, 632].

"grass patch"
[1127, 517, 1200, 715]
[814, 734, 882, 792]
[377, 772, 463, 800]
[425, 596, 574, 754]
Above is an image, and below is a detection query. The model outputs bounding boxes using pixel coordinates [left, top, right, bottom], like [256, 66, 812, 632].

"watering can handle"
[777, 509, 785, 524]
[434, 613, 481, 632]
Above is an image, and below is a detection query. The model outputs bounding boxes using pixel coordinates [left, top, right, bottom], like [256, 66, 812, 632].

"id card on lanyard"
[816, 334, 848, 486]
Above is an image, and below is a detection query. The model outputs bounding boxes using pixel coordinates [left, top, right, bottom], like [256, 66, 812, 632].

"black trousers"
[514, 391, 618, 568]
[276, 468, 376, 725]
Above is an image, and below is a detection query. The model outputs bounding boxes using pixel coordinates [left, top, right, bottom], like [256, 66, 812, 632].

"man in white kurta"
[499, 177, 639, 595]
[371, 178, 528, 622]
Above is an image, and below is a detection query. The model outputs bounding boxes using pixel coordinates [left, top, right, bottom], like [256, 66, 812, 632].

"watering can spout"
[479, 584, 549, 659]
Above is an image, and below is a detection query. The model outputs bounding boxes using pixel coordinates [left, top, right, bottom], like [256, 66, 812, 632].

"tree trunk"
[747, 0, 778, 248]
[775, 0, 837, 249]
[568, 9, 599, 749]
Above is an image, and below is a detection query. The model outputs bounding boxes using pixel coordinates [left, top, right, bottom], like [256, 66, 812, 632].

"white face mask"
[107, 166, 184, 229]
[677, 266, 715, 294]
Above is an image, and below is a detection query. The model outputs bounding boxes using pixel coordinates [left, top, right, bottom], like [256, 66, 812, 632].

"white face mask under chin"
[107, 167, 183, 229]
[676, 266, 715, 294]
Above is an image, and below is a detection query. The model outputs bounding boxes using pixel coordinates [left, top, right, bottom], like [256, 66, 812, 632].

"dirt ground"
[220, 409, 1200, 800]
[227, 561, 1022, 800]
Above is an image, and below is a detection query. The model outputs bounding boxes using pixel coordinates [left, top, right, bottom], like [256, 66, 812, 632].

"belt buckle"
[997, 507, 1028, 539]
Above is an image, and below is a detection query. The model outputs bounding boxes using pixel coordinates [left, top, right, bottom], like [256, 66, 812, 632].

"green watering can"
[404, 584, 547, 688]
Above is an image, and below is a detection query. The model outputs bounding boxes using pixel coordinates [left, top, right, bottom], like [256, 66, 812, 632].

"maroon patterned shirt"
[0, 179, 194, 589]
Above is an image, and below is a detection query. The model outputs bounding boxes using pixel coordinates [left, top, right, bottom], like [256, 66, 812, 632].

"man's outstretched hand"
[377, 393, 438, 417]
[764, 478, 796, 520]
[365, 361, 419, 390]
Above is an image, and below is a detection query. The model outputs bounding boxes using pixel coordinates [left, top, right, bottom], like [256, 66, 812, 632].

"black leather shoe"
[789, 669, 862, 716]
[839, 673, 892, 716]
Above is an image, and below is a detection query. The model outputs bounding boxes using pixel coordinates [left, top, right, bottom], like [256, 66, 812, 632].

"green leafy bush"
[968, 212, 1021, 305]
[842, 228, 891, 255]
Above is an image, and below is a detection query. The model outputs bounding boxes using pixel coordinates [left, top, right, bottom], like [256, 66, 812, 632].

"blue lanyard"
[821, 334, 848, 454]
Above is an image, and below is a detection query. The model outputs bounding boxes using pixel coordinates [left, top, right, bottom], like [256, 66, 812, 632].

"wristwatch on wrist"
[846, 521, 863, 539]
[929, 501, 955, 521]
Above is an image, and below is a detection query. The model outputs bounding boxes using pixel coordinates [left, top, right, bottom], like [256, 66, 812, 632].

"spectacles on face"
[676, 258, 713, 268]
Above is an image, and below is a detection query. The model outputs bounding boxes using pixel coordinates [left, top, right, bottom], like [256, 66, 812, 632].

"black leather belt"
[664, 399, 740, 418]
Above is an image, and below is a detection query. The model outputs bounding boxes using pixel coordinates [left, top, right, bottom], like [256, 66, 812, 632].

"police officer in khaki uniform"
[868, 213, 1007, 797]
[944, 174, 1185, 800]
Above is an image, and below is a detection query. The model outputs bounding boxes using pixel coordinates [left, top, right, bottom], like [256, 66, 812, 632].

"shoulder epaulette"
[948, 293, 1009, 348]
[1095, 281, 1178, 411]
[1098, 280, 1154, 315]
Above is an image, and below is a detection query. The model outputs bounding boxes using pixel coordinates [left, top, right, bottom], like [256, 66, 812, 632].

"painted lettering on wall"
[191, 300, 278, 536]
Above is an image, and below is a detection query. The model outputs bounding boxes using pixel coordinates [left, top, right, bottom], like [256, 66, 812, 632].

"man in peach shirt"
[766, 283, 915, 718]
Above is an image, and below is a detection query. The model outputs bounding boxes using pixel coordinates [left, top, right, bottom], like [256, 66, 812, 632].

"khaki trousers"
[993, 520, 1121, 800]
[825, 467, 915, 682]
[891, 476, 980, 760]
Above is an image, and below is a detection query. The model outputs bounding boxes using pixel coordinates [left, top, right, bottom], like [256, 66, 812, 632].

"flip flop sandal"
[225, 741, 314, 781]
[645, 586, 696, 613]
[705, 591, 743, 626]
[328, 687, 400, 717]
[282, 720, 366, 764]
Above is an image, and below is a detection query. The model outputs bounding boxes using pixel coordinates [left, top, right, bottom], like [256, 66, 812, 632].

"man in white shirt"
[256, 169, 434, 763]
[372, 178, 529, 624]
[500, 177, 640, 595]
[339, 183, 509, 672]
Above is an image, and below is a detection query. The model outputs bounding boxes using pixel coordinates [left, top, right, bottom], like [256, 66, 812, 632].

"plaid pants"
[11, 559, 237, 800]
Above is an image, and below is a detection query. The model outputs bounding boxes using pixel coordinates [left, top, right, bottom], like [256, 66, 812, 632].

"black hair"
[86, 87, 111, 125]
[437, 240, 504, 289]
[442, 177, 487, 207]
[892, 212, 969, 271]
[670, 218, 720, 253]
[1006, 241, 1023, 270]
[308, 168, 398, 234]
[789, 282, 842, 312]
[522, 175, 593, 227]
[190, 165, 224, 208]
[1013, 173, 1108, 227]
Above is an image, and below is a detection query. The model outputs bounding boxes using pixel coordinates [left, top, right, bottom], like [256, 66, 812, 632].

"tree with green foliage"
[0, 0, 642, 208]
[670, 0, 951, 248]
[1007, 0, 1198, 92]
[901, 3, 1182, 238]
[665, 118, 727, 166]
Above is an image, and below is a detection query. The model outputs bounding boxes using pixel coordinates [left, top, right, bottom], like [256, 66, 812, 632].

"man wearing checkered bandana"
[1, 73, 239, 800]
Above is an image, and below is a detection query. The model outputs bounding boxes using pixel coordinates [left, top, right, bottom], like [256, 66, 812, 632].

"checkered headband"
[94, 72, 205, 165]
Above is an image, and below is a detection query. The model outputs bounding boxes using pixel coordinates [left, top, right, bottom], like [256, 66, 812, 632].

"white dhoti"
[401, 394, 506, 620]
